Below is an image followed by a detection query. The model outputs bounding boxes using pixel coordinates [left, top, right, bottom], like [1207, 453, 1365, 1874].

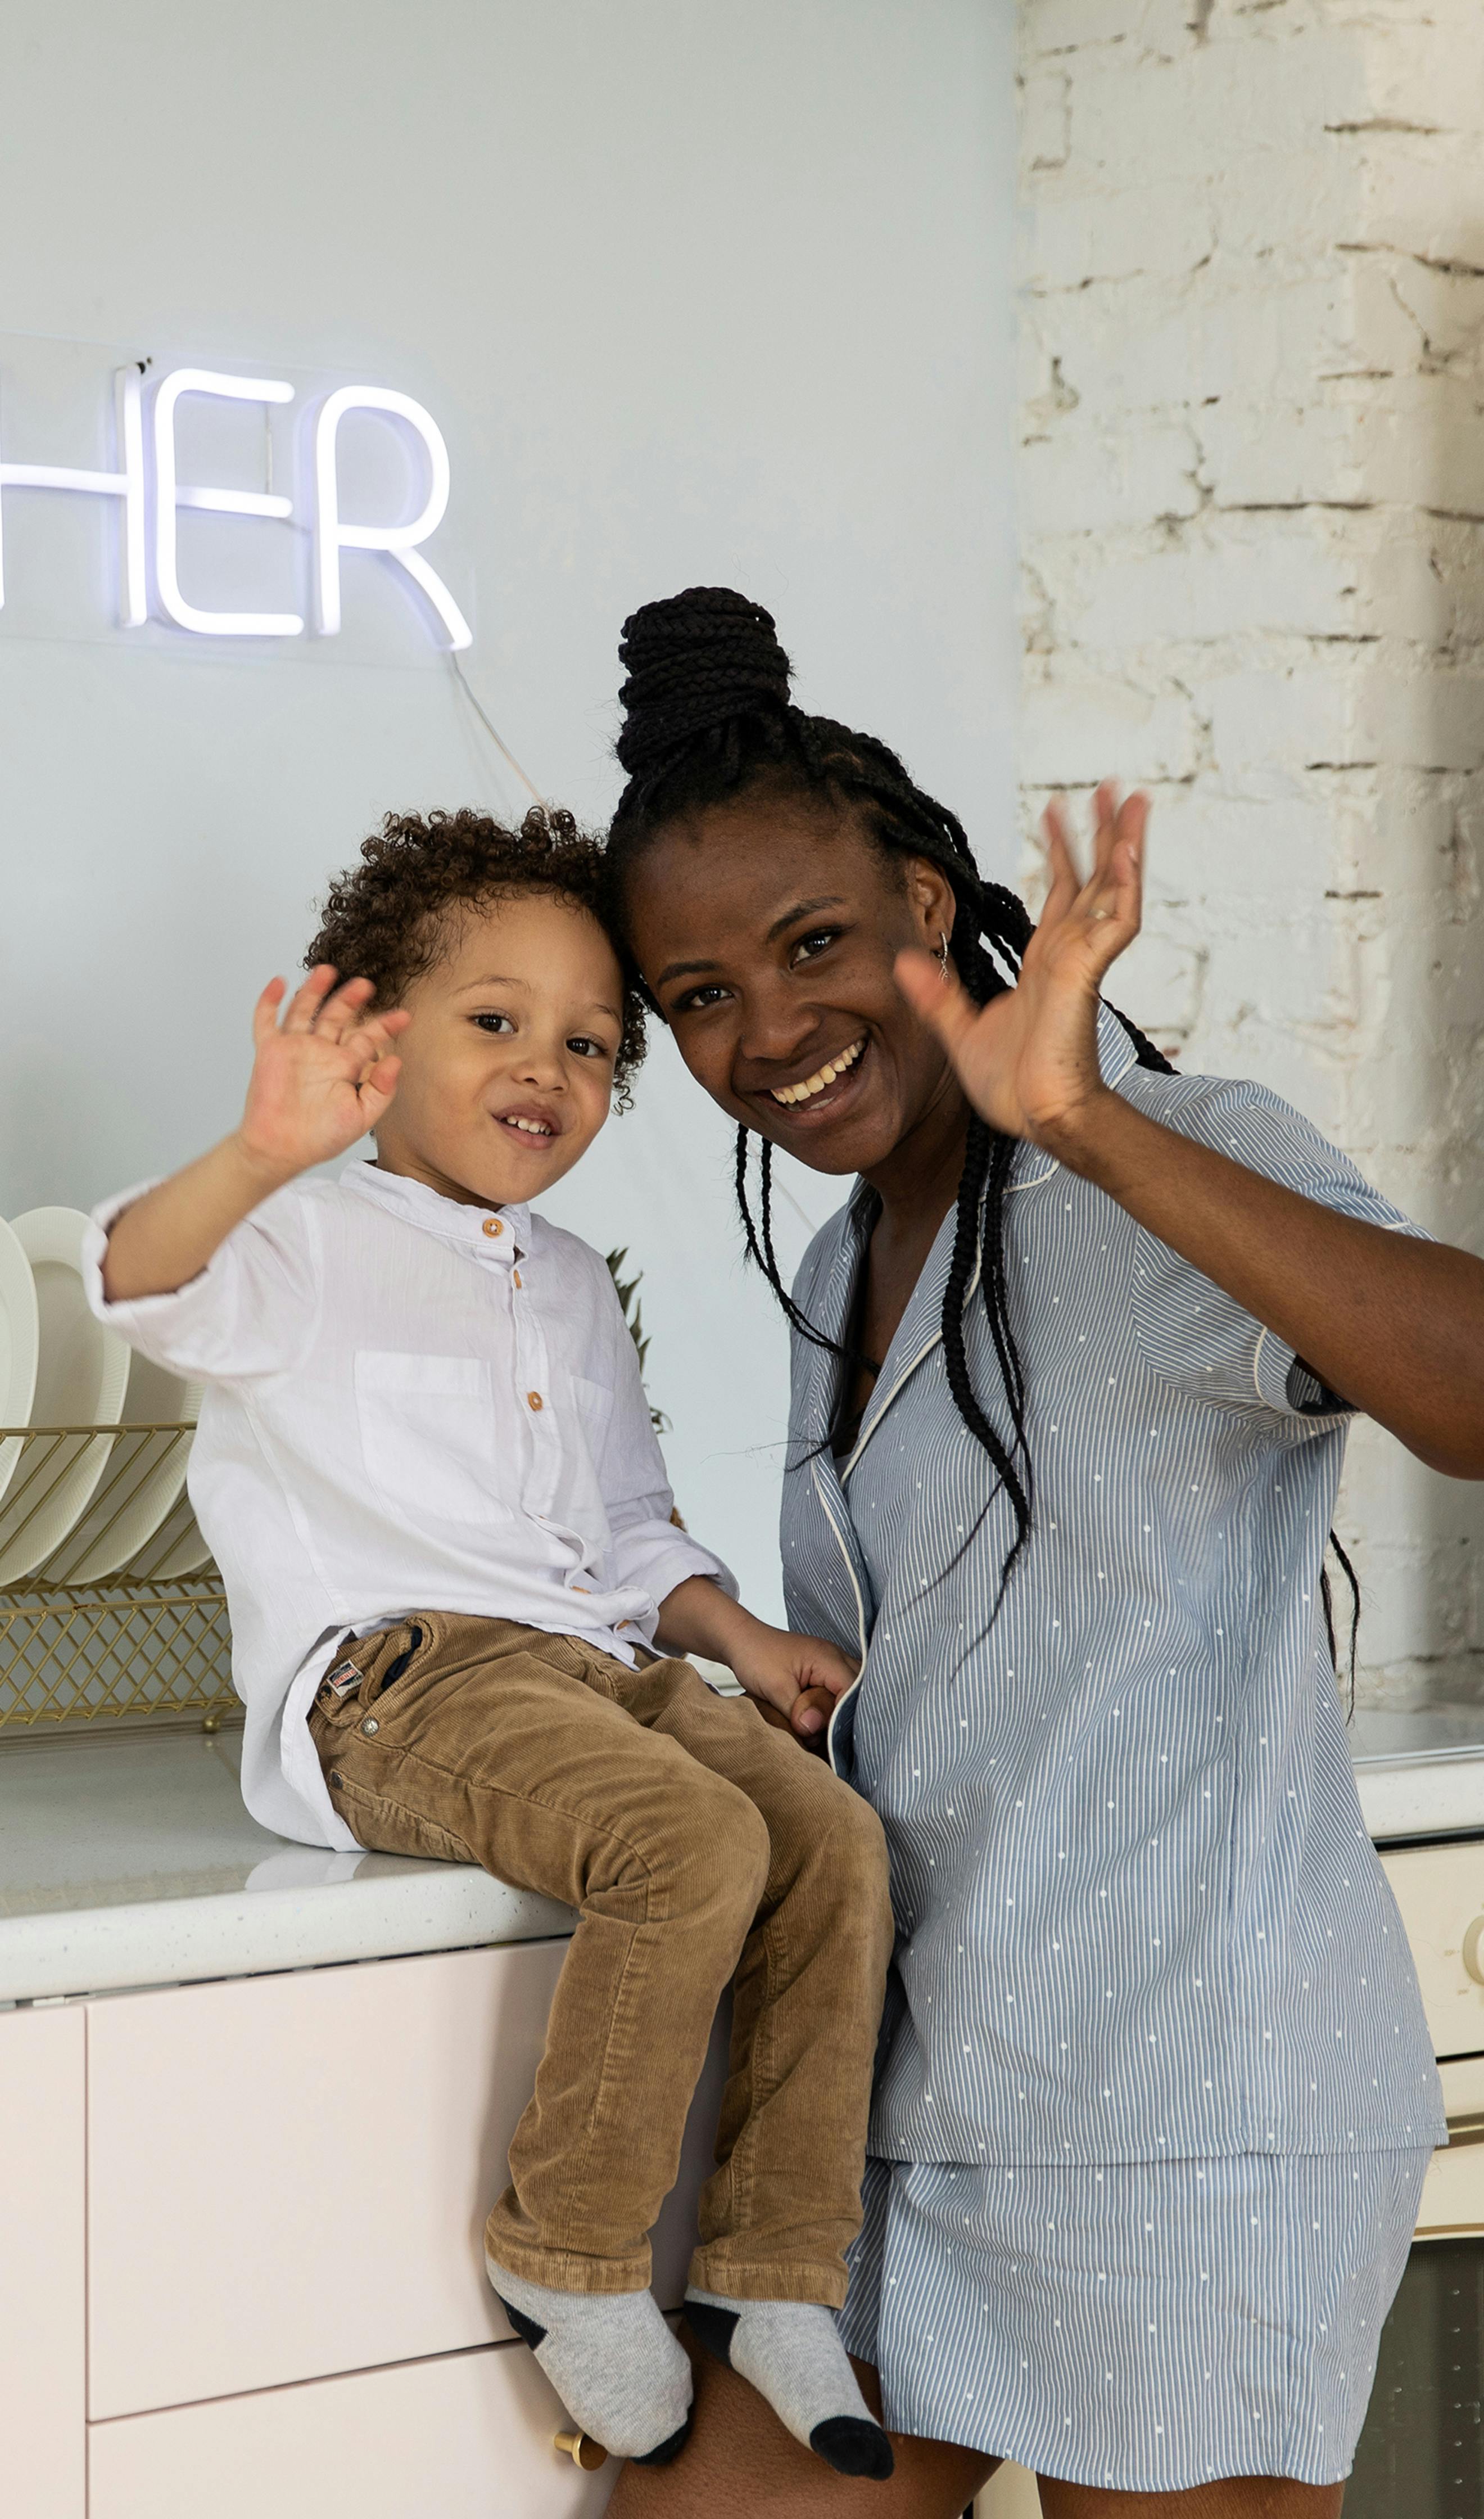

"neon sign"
[0, 362, 472, 649]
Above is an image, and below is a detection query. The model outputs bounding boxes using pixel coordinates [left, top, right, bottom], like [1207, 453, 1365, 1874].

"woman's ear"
[903, 856, 958, 945]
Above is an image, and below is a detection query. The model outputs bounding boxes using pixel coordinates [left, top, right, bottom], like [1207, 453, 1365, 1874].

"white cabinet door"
[0, 2002, 85, 2519]
[1382, 1841, 1484, 2057]
[88, 2338, 617, 2519]
[88, 1939, 568, 2417]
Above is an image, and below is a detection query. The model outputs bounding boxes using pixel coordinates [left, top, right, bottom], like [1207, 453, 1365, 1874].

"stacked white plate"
[0, 1217, 40, 1516]
[0, 1208, 202, 1586]
[46, 1346, 203, 1583]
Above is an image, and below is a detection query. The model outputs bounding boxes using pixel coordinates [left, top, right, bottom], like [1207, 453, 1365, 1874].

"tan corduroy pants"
[307, 1614, 893, 2304]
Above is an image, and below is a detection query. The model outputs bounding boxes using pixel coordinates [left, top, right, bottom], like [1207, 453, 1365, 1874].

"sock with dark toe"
[684, 2290, 894, 2480]
[488, 2259, 693, 2464]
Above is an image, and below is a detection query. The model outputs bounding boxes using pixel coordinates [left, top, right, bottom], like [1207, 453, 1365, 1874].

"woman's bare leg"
[1038, 2477, 1343, 2518]
[606, 2337, 996, 2518]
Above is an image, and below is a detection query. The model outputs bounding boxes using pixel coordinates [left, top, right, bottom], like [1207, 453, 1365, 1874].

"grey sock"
[684, 2289, 894, 2480]
[488, 2256, 693, 2464]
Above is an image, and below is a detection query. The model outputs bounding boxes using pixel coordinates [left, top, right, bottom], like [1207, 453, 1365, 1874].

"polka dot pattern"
[840, 2148, 1429, 2491]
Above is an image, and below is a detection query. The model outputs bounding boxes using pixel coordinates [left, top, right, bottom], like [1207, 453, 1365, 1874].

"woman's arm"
[896, 787, 1484, 1480]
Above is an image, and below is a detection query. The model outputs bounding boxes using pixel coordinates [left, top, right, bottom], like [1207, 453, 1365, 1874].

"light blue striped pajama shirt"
[781, 1012, 1444, 2490]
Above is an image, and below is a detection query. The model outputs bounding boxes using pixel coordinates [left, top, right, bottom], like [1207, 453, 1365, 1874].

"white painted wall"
[0, 1, 1018, 1617]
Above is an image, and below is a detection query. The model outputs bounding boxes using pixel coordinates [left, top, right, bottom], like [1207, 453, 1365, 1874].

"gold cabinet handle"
[554, 2429, 608, 2471]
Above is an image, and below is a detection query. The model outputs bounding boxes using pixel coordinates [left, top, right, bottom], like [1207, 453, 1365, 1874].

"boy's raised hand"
[238, 967, 409, 1180]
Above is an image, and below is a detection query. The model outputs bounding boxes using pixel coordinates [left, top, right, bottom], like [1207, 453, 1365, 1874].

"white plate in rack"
[0, 1216, 40, 1514]
[47, 1349, 202, 1583]
[0, 1208, 130, 1584]
[128, 1489, 215, 1580]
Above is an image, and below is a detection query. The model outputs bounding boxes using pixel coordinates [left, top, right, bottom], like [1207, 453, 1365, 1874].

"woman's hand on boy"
[237, 966, 409, 1182]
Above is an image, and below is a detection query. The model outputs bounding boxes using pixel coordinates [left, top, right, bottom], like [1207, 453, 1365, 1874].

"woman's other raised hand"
[894, 782, 1147, 1156]
[237, 967, 409, 1184]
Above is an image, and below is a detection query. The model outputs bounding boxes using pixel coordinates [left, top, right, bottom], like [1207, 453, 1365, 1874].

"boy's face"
[373, 891, 625, 1208]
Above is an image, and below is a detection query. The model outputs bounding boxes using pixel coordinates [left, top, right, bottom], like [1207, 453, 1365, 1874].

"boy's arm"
[655, 1575, 857, 1744]
[104, 969, 406, 1302]
[585, 1265, 854, 1744]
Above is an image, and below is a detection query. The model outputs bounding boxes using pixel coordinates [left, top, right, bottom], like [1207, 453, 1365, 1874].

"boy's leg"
[307, 1615, 771, 2292]
[613, 1657, 897, 2476]
[618, 1657, 896, 2310]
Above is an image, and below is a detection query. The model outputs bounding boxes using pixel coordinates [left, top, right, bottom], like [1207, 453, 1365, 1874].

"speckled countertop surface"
[0, 1724, 571, 2003]
[1, 1700, 1481, 2007]
[1350, 1704, 1484, 1845]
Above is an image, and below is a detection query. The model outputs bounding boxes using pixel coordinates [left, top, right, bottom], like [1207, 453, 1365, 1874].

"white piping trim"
[841, 1247, 985, 1483]
[813, 1455, 869, 1776]
[1252, 1325, 1273, 1406]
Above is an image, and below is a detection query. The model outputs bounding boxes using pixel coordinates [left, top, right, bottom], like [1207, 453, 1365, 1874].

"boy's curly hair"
[306, 805, 647, 1098]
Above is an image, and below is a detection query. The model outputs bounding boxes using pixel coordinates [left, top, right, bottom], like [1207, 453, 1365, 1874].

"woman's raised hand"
[895, 782, 1147, 1152]
[236, 966, 410, 1181]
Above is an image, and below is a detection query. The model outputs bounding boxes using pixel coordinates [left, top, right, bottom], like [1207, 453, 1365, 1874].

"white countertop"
[0, 1725, 572, 2005]
[2, 1699, 1482, 2008]
[1350, 1705, 1484, 1844]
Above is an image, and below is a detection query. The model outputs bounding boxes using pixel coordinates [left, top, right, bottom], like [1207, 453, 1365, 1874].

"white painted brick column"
[1016, 0, 1484, 1704]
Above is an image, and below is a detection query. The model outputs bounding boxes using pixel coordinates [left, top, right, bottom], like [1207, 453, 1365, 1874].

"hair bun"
[616, 586, 793, 778]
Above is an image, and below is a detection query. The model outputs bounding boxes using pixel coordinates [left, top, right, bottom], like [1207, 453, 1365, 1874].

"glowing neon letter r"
[314, 386, 472, 651]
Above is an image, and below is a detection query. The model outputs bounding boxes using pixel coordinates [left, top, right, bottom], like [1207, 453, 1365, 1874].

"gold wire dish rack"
[0, 1425, 234, 1733]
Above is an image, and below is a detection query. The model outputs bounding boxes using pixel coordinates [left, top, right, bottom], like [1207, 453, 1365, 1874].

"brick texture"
[1017, 0, 1484, 1705]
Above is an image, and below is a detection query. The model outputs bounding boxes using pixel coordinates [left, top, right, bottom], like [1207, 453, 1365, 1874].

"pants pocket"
[324, 1764, 477, 1868]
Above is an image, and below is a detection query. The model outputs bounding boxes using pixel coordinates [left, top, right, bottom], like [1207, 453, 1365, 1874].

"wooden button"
[513, 1269, 522, 1289]
[482, 1217, 503, 1238]
[527, 1391, 544, 1411]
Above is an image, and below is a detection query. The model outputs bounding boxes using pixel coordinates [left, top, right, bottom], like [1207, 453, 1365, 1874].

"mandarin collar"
[339, 1162, 529, 1263]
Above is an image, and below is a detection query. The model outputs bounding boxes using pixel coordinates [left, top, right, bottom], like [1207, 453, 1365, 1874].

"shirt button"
[527, 1391, 544, 1411]
[483, 1217, 503, 1238]
[513, 1270, 522, 1289]
[361, 1717, 378, 1736]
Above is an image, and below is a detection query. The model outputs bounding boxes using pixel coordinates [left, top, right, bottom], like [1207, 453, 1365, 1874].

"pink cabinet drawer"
[88, 1940, 567, 2417]
[88, 2337, 616, 2519]
[88, 1937, 727, 2421]
[0, 2004, 85, 2519]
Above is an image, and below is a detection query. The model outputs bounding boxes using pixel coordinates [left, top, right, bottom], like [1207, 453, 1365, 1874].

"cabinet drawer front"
[1417, 2138, 1484, 2239]
[0, 2005, 85, 2519]
[88, 1939, 567, 2417]
[1381, 1842, 1484, 2058]
[88, 2339, 614, 2519]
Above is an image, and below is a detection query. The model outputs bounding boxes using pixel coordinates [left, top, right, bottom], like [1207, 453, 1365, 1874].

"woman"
[603, 588, 1484, 2518]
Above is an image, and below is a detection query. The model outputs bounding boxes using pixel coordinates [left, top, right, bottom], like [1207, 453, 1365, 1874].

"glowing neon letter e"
[153, 369, 302, 638]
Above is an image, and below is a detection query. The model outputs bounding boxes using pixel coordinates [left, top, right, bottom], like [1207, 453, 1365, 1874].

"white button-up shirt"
[85, 1163, 733, 1850]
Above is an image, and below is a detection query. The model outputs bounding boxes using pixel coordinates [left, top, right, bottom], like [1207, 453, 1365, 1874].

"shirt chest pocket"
[569, 1374, 615, 1462]
[355, 1351, 515, 1529]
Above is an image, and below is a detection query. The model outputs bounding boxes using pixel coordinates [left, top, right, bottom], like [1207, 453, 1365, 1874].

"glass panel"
[1347, 2238, 1483, 2518]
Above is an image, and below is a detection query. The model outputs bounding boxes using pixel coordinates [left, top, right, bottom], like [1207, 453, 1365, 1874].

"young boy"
[87, 806, 895, 2479]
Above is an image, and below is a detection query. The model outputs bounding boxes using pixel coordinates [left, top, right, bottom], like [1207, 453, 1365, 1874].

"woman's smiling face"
[625, 789, 962, 1177]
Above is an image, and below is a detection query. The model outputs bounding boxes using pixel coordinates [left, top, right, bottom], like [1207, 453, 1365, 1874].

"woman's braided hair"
[606, 587, 1174, 1597]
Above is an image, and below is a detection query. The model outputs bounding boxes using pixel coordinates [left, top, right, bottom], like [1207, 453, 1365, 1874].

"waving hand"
[895, 782, 1147, 1151]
